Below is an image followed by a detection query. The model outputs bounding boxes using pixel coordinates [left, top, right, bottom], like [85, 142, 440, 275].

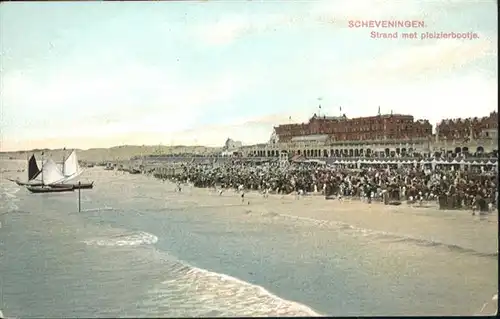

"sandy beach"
[152, 176, 499, 315]
[2, 164, 498, 315]
[137, 172, 498, 315]
[150, 175, 498, 255]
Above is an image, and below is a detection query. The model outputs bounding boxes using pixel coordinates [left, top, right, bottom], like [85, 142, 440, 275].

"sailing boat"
[49, 150, 94, 189]
[7, 154, 44, 186]
[26, 158, 74, 193]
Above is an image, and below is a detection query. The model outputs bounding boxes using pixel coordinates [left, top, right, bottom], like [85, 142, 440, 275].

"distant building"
[243, 109, 497, 159]
[274, 112, 432, 143]
[433, 111, 498, 155]
[436, 111, 498, 141]
[223, 138, 243, 151]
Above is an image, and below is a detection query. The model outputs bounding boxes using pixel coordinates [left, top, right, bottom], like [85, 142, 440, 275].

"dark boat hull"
[26, 186, 74, 193]
[8, 179, 43, 187]
[50, 182, 94, 189]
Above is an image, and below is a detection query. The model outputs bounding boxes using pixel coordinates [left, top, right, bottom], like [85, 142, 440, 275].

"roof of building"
[291, 134, 329, 142]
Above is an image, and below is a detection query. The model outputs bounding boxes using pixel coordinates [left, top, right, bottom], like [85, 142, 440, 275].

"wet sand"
[157, 179, 498, 315]
[2, 165, 498, 315]
[158, 179, 498, 256]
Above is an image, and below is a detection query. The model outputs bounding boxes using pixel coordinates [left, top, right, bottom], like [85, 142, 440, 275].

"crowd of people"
[152, 159, 498, 212]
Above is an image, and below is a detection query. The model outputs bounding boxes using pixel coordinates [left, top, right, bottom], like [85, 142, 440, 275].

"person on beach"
[471, 194, 478, 215]
[263, 188, 269, 198]
[155, 154, 497, 212]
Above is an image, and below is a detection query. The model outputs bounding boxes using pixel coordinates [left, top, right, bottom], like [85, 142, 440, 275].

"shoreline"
[3, 165, 498, 257]
[150, 175, 498, 256]
[2, 166, 498, 316]
[148, 175, 498, 315]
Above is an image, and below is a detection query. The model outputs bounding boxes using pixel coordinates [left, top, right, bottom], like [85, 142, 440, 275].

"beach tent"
[305, 159, 326, 165]
[291, 154, 306, 163]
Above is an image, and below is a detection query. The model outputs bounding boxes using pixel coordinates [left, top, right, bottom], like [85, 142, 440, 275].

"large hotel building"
[243, 110, 498, 158]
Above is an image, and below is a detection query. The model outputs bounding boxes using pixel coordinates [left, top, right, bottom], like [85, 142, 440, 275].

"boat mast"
[41, 151, 44, 186]
[62, 147, 66, 176]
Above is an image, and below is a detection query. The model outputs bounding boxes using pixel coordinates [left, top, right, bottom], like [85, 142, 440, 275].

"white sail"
[41, 158, 67, 185]
[28, 172, 42, 184]
[62, 150, 83, 182]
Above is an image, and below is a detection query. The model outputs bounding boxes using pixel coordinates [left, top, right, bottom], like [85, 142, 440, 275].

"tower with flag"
[318, 97, 322, 117]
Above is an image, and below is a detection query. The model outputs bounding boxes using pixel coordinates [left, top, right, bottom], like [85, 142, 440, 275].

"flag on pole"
[339, 106, 342, 112]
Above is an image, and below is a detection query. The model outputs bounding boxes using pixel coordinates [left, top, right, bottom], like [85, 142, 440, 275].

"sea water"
[0, 160, 497, 317]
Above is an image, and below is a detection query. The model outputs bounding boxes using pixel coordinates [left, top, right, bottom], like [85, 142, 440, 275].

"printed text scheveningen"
[348, 20, 425, 28]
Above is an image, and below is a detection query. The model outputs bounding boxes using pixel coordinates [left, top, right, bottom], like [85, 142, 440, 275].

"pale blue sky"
[1, 0, 497, 150]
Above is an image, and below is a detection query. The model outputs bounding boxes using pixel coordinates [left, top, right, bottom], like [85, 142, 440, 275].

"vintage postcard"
[0, 0, 497, 317]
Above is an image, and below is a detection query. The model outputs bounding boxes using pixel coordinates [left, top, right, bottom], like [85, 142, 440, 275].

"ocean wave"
[139, 261, 322, 317]
[83, 231, 158, 247]
[4, 192, 17, 199]
[277, 213, 498, 258]
[476, 293, 498, 315]
[80, 206, 115, 213]
[0, 186, 20, 214]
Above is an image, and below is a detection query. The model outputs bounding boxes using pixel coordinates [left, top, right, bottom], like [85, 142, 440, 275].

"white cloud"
[195, 15, 250, 46]
[192, 12, 298, 46]
[330, 75, 498, 127]
[2, 0, 496, 152]
[374, 38, 494, 77]
[342, 34, 496, 87]
[310, 0, 420, 25]
[1, 64, 248, 139]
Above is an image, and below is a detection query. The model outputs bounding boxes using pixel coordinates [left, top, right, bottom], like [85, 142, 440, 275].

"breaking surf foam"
[0, 185, 20, 213]
[140, 260, 322, 317]
[83, 231, 158, 247]
[476, 293, 498, 315]
[80, 207, 115, 213]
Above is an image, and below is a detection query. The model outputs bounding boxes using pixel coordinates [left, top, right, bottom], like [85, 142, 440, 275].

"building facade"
[436, 111, 498, 141]
[242, 111, 497, 158]
[433, 111, 498, 156]
[223, 138, 243, 151]
[274, 113, 432, 143]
